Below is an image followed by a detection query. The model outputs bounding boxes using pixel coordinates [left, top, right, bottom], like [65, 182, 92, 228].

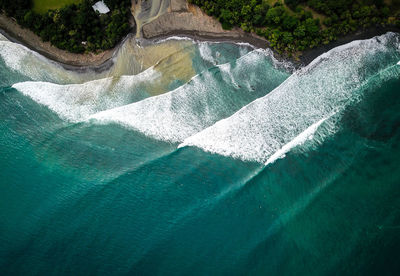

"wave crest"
[180, 33, 400, 163]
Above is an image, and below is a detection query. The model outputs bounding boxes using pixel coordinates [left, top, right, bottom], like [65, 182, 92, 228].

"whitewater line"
[86, 49, 288, 143]
[175, 116, 330, 197]
[208, 114, 336, 200]
[179, 32, 400, 164]
[304, 32, 398, 72]
[179, 111, 328, 165]
[11, 67, 160, 122]
[154, 36, 295, 71]
[178, 72, 295, 148]
[265, 61, 400, 167]
[264, 115, 332, 166]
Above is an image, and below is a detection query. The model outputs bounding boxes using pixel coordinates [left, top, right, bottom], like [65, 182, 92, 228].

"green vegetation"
[190, 0, 400, 55]
[33, 0, 83, 14]
[1, 0, 399, 55]
[0, 0, 131, 53]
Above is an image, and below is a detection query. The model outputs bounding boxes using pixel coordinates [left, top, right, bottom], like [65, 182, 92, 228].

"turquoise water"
[1, 33, 400, 275]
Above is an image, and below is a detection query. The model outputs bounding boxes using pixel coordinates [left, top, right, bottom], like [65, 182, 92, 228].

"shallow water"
[1, 33, 400, 275]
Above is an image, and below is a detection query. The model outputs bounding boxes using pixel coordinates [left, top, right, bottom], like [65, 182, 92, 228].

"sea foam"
[264, 115, 330, 166]
[180, 33, 400, 163]
[88, 50, 288, 142]
[0, 40, 103, 83]
[12, 68, 160, 121]
[198, 42, 217, 65]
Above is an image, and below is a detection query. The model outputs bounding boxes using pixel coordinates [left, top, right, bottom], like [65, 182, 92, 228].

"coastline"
[0, 14, 116, 72]
[1, 7, 399, 71]
[143, 30, 269, 50]
[299, 26, 400, 66]
[138, 25, 400, 68]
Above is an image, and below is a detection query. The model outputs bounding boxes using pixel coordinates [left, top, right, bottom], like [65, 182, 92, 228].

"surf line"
[232, 113, 337, 198]
[264, 112, 336, 166]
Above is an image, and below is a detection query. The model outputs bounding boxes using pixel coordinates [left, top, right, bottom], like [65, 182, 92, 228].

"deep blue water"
[1, 33, 400, 275]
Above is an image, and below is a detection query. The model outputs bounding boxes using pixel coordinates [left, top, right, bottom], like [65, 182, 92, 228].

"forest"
[1, 0, 400, 54]
[0, 0, 131, 53]
[190, 0, 400, 55]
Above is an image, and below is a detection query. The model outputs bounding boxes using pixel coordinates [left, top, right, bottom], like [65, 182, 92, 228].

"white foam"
[0, 41, 34, 72]
[154, 36, 194, 44]
[10, 45, 286, 141]
[219, 63, 239, 88]
[198, 43, 216, 65]
[304, 32, 398, 73]
[0, 40, 92, 83]
[88, 50, 287, 142]
[151, 35, 296, 69]
[1, 35, 163, 85]
[264, 115, 330, 166]
[180, 33, 400, 163]
[219, 49, 276, 88]
[155, 36, 238, 46]
[88, 70, 228, 142]
[12, 68, 159, 121]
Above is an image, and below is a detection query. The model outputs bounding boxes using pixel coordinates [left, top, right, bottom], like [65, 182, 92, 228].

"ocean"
[0, 32, 400, 275]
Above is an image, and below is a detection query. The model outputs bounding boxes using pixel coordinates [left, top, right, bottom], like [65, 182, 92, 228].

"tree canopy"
[190, 0, 400, 55]
[0, 0, 131, 53]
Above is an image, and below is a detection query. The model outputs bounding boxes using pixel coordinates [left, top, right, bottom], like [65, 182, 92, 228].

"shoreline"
[143, 29, 270, 50]
[137, 26, 400, 68]
[299, 26, 400, 66]
[1, 12, 399, 71]
[0, 14, 117, 72]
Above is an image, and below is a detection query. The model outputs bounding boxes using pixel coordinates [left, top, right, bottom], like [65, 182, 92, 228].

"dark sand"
[1, 11, 398, 71]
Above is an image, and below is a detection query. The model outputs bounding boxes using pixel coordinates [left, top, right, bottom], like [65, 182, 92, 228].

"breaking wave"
[180, 33, 400, 163]
[12, 68, 159, 121]
[87, 50, 288, 142]
[7, 30, 399, 166]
